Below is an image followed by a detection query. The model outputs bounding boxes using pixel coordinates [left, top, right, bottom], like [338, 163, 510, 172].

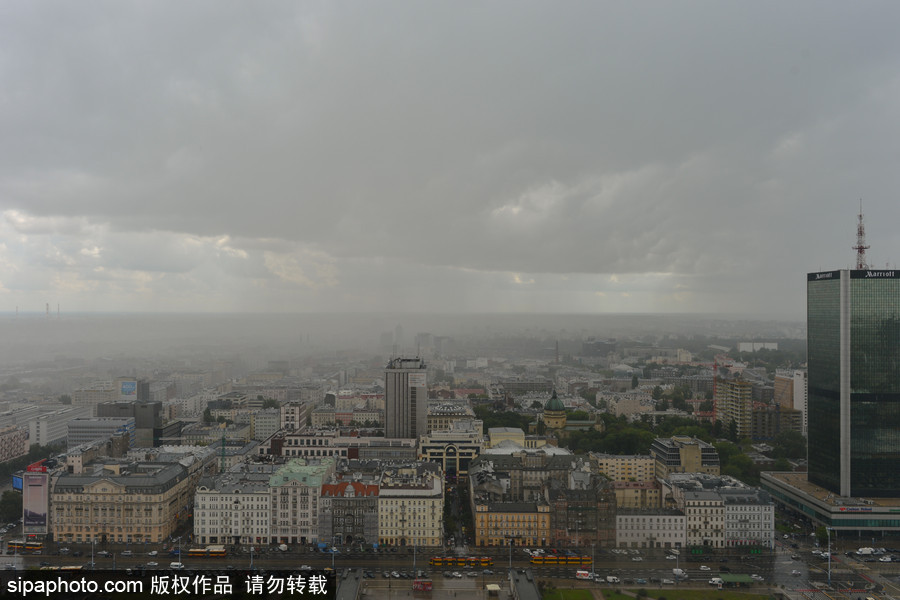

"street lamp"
[825, 527, 833, 587]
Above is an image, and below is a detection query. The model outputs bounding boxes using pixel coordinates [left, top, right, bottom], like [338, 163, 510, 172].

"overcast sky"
[1, 2, 899, 318]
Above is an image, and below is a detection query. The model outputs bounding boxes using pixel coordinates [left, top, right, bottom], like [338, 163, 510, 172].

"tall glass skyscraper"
[807, 269, 900, 497]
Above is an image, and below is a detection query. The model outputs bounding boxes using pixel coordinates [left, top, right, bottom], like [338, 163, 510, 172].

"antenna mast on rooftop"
[853, 199, 870, 269]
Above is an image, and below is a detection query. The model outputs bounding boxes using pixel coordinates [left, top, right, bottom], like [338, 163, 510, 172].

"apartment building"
[378, 463, 443, 548]
[194, 465, 272, 546]
[269, 458, 335, 545]
[590, 453, 656, 482]
[616, 509, 686, 549]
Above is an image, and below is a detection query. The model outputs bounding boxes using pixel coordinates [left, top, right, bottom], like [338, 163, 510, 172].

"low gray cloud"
[2, 1, 899, 317]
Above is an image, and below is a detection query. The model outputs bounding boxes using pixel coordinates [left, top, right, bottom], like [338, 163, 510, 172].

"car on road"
[121, 550, 133, 557]
[97, 551, 110, 557]
[791, 570, 802, 576]
[751, 574, 764, 581]
[391, 571, 399, 578]
[791, 554, 800, 560]
[665, 554, 676, 560]
[147, 562, 158, 567]
[662, 579, 674, 585]
[147, 551, 158, 557]
[451, 572, 462, 578]
[700, 565, 711, 571]
[631, 556, 642, 561]
[383, 571, 390, 578]
[466, 571, 478, 577]
[635, 578, 647, 585]
[483, 569, 493, 575]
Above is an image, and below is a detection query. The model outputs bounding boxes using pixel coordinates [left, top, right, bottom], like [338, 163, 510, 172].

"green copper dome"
[544, 390, 565, 412]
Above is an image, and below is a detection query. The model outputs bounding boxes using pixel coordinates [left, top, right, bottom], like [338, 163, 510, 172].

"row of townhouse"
[194, 459, 444, 548]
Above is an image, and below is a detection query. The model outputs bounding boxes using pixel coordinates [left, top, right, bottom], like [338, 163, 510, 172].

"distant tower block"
[853, 199, 870, 269]
[46, 302, 49, 316]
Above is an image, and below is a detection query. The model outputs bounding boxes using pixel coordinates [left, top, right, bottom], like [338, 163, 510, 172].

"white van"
[170, 562, 185, 570]
[709, 577, 724, 586]
[606, 576, 620, 584]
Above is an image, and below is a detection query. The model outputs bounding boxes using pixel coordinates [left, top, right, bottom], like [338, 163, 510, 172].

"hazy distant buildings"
[807, 269, 900, 497]
[384, 358, 427, 439]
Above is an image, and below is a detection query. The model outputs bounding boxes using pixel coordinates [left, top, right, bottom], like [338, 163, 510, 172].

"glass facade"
[807, 273, 842, 494]
[808, 270, 900, 498]
[849, 273, 900, 497]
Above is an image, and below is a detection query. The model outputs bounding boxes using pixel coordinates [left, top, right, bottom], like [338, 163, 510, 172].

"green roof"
[544, 390, 565, 412]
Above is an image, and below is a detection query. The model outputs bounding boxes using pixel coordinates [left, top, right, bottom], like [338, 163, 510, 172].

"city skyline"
[2, 3, 900, 318]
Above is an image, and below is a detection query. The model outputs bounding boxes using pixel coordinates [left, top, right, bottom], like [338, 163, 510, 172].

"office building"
[650, 436, 720, 479]
[807, 269, 900, 497]
[67, 417, 135, 449]
[51, 461, 195, 543]
[384, 358, 427, 439]
[418, 419, 484, 481]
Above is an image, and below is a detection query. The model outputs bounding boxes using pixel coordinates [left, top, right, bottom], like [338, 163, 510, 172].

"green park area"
[541, 590, 595, 600]
[594, 589, 771, 600]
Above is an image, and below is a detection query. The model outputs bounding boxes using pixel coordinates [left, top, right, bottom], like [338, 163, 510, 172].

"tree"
[815, 525, 829, 547]
[772, 430, 807, 460]
[58, 394, 72, 405]
[0, 491, 21, 522]
[727, 419, 738, 442]
[698, 400, 714, 412]
[652, 386, 663, 401]
[530, 401, 543, 410]
[260, 397, 280, 409]
[203, 408, 213, 424]
[773, 457, 792, 471]
[631, 374, 639, 389]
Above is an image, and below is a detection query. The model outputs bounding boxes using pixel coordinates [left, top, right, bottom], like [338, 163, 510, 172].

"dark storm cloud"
[2, 1, 900, 315]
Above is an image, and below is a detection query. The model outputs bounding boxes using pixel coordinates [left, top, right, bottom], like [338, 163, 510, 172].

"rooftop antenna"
[853, 199, 870, 269]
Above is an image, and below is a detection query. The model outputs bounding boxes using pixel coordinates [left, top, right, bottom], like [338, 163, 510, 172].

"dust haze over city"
[0, 2, 899, 589]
